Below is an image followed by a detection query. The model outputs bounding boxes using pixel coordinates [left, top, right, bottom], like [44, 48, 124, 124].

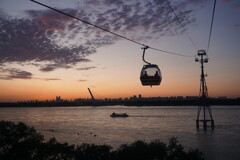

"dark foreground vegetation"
[0, 120, 205, 160]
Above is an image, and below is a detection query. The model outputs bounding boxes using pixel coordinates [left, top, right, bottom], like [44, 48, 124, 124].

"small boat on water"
[110, 112, 129, 118]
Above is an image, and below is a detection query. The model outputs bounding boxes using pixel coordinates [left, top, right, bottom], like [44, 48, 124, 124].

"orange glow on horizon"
[0, 74, 239, 102]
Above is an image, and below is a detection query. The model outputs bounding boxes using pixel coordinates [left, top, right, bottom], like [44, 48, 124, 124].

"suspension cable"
[149, 46, 193, 57]
[30, 0, 193, 58]
[165, 0, 198, 50]
[207, 0, 217, 54]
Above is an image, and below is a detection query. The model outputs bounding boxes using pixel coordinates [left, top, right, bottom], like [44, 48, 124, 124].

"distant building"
[186, 96, 198, 100]
[130, 95, 137, 100]
[56, 96, 62, 102]
[177, 96, 184, 100]
[218, 96, 227, 100]
[169, 96, 177, 100]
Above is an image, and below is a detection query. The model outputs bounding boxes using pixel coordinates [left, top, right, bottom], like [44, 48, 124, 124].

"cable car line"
[30, 0, 193, 58]
[207, 0, 217, 54]
[165, 0, 198, 50]
[30, 0, 144, 46]
[149, 46, 193, 57]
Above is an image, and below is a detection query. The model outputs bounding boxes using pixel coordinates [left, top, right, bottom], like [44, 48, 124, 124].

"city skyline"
[3, 93, 236, 103]
[0, 0, 240, 102]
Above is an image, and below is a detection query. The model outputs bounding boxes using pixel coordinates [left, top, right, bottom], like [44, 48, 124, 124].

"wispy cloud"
[34, 78, 61, 81]
[0, 68, 60, 81]
[76, 66, 96, 71]
[101, 67, 107, 70]
[222, 0, 231, 3]
[221, 0, 240, 8]
[0, 69, 32, 80]
[39, 63, 72, 72]
[77, 79, 87, 82]
[227, 24, 240, 29]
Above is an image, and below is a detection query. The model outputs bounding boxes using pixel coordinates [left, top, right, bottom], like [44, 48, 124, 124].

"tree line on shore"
[0, 120, 205, 160]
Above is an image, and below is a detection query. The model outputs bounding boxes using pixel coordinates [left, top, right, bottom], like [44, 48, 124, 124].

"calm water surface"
[0, 105, 239, 160]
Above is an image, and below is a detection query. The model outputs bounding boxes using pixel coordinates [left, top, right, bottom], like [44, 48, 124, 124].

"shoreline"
[0, 98, 240, 107]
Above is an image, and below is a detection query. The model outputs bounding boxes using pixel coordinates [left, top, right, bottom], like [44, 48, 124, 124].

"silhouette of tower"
[195, 50, 214, 129]
[88, 88, 96, 106]
[88, 88, 95, 101]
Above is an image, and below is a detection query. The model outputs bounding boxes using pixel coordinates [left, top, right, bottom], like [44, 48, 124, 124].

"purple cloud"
[0, 68, 32, 80]
[0, 9, 116, 72]
[227, 24, 240, 29]
[221, 0, 240, 8]
[222, 0, 231, 4]
[39, 63, 73, 72]
[0, 10, 97, 64]
[0, 0, 207, 74]
[76, 66, 96, 71]
[0, 68, 61, 81]
[34, 78, 61, 81]
[77, 80, 87, 82]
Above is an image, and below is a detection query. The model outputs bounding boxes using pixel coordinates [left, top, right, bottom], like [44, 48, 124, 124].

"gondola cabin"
[140, 64, 162, 86]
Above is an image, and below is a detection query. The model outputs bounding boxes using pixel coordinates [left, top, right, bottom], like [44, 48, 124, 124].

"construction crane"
[88, 88, 95, 101]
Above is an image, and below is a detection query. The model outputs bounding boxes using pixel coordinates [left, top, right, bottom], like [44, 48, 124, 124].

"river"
[0, 105, 239, 160]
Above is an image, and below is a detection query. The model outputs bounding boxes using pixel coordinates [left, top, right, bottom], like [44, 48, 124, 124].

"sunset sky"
[0, 0, 240, 102]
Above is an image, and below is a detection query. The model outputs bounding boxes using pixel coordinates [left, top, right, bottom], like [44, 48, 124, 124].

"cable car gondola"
[140, 46, 162, 86]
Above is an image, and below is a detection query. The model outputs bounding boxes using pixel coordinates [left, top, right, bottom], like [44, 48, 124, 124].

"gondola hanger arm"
[142, 46, 151, 65]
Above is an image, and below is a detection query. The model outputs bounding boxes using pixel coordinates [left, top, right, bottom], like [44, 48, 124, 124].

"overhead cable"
[207, 0, 217, 54]
[165, 0, 198, 50]
[30, 0, 193, 58]
[30, 0, 143, 46]
[150, 47, 193, 57]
